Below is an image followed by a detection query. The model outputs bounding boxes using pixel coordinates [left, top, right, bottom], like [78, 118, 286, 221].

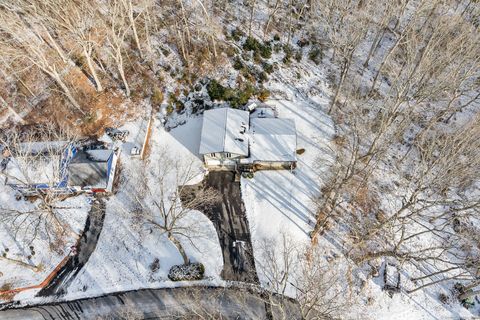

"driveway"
[205, 171, 259, 283]
[183, 171, 258, 283]
[37, 196, 106, 297]
[0, 286, 302, 320]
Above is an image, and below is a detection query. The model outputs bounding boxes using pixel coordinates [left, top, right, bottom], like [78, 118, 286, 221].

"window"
[225, 153, 231, 158]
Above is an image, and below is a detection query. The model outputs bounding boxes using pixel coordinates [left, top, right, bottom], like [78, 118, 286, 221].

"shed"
[67, 149, 116, 192]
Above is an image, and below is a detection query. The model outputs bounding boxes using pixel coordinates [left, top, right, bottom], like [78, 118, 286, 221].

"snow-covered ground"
[240, 61, 478, 319]
[241, 69, 335, 296]
[0, 186, 90, 292]
[62, 117, 224, 301]
[1, 54, 477, 318]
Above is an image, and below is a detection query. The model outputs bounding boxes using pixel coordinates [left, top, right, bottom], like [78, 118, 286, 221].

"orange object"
[0, 252, 71, 299]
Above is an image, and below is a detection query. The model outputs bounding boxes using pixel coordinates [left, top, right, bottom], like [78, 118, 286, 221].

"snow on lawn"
[241, 62, 477, 319]
[0, 186, 90, 293]
[64, 117, 223, 300]
[241, 80, 336, 297]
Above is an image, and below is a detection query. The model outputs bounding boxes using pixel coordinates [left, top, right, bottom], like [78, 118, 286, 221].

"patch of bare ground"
[22, 68, 145, 137]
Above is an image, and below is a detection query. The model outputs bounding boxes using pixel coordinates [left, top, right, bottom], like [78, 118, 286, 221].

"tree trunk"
[50, 71, 85, 115]
[168, 233, 189, 265]
[0, 256, 39, 272]
[328, 54, 352, 114]
[127, 0, 143, 59]
[83, 47, 103, 92]
[364, 28, 385, 68]
[178, 0, 192, 47]
[40, 23, 69, 63]
[116, 55, 130, 97]
[263, 0, 280, 39]
[286, 0, 294, 45]
[370, 36, 401, 92]
[248, 0, 256, 37]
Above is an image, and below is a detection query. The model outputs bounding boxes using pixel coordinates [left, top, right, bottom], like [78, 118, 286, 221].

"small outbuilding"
[67, 149, 118, 193]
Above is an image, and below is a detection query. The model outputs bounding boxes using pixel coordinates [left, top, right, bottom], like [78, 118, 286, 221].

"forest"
[0, 0, 479, 318]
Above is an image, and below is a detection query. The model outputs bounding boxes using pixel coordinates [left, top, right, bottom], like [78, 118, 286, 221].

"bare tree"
[0, 3, 84, 114]
[256, 233, 347, 319]
[132, 153, 219, 265]
[263, 0, 281, 39]
[41, 0, 105, 92]
[257, 233, 299, 296]
[120, 0, 144, 59]
[347, 116, 480, 292]
[0, 125, 80, 266]
[103, 0, 131, 96]
[295, 248, 347, 319]
[316, 0, 370, 114]
[247, 0, 258, 38]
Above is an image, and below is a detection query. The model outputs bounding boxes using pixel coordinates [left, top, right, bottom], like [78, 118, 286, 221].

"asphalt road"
[0, 287, 302, 320]
[37, 196, 106, 297]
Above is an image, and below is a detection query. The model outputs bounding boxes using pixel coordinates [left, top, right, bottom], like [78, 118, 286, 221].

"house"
[199, 108, 250, 169]
[198, 105, 297, 170]
[67, 148, 118, 193]
[1, 141, 118, 195]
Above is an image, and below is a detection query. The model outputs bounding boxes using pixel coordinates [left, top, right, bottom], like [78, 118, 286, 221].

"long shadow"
[250, 172, 317, 223]
[1, 286, 303, 319]
[37, 196, 106, 297]
[247, 180, 311, 237]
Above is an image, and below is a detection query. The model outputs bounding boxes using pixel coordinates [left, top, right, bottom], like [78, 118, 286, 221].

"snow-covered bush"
[168, 263, 205, 281]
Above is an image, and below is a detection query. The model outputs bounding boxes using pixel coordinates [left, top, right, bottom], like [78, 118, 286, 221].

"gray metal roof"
[199, 108, 249, 156]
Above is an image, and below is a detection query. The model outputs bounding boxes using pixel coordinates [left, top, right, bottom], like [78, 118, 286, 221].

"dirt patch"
[0, 283, 15, 302]
[11, 64, 147, 137]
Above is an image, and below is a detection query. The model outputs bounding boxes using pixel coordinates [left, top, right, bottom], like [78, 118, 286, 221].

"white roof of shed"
[4, 155, 61, 186]
[250, 118, 297, 162]
[199, 108, 249, 156]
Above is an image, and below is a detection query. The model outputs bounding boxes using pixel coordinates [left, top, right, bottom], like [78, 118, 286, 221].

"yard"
[0, 187, 90, 299]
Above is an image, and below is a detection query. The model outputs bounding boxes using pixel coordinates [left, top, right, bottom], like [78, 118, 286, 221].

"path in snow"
[37, 196, 106, 297]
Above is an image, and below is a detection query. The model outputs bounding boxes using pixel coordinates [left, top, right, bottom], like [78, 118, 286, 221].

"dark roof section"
[67, 149, 113, 188]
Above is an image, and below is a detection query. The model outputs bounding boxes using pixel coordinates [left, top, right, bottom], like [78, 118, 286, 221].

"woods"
[301, 0, 480, 302]
[0, 0, 223, 130]
[0, 0, 479, 317]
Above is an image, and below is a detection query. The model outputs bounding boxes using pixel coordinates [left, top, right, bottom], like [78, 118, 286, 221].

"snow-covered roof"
[3, 155, 62, 186]
[249, 118, 297, 162]
[199, 108, 249, 156]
